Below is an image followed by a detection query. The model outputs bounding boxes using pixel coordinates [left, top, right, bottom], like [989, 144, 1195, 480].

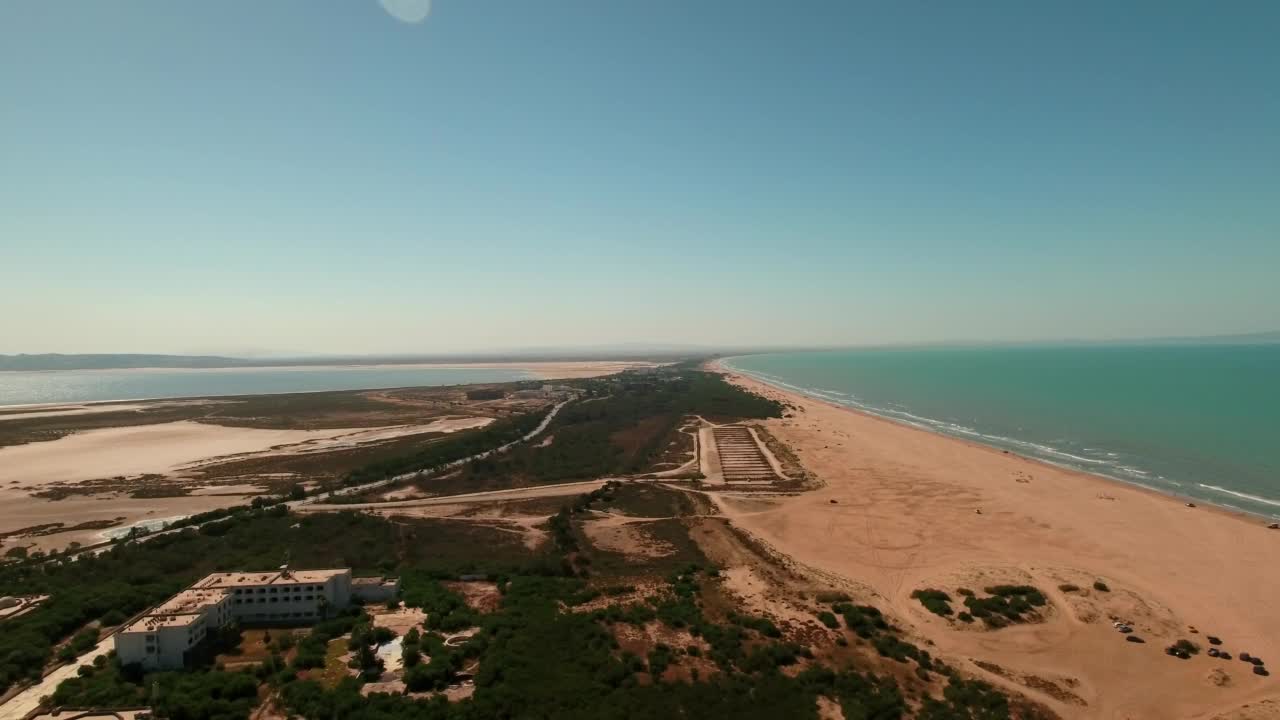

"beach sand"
[715, 364, 1280, 719]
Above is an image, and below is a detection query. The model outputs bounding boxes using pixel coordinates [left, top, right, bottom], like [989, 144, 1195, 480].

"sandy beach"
[714, 363, 1280, 719]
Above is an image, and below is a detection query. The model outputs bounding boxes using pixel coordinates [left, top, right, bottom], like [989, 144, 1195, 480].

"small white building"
[114, 588, 235, 671]
[114, 568, 360, 670]
[351, 576, 401, 604]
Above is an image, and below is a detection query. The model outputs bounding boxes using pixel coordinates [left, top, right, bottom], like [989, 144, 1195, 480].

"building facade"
[114, 568, 362, 670]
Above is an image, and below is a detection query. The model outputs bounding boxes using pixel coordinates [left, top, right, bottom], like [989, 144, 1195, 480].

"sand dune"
[0, 417, 493, 488]
[0, 417, 492, 553]
[717, 367, 1280, 720]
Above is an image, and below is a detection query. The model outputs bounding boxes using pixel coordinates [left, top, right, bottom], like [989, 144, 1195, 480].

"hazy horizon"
[4, 328, 1279, 364]
[4, 1, 1278, 355]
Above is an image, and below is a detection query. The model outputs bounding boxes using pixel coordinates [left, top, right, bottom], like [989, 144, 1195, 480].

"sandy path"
[0, 636, 113, 720]
[299, 479, 609, 512]
[714, 368, 1280, 719]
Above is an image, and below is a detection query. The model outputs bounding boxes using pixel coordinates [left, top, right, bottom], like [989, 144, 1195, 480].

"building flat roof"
[122, 589, 232, 633]
[193, 568, 349, 589]
[123, 612, 201, 633]
[119, 569, 350, 635]
[151, 589, 230, 615]
[352, 576, 398, 586]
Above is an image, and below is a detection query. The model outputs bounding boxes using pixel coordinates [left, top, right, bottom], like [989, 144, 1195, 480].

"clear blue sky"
[3, 1, 1277, 355]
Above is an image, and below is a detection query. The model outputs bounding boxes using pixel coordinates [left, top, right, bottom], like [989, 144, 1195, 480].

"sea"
[724, 345, 1280, 520]
[0, 366, 536, 407]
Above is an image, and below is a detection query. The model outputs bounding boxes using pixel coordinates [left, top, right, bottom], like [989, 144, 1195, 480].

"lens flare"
[379, 0, 432, 24]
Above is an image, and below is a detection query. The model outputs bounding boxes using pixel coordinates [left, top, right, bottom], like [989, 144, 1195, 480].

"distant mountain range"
[0, 354, 256, 371]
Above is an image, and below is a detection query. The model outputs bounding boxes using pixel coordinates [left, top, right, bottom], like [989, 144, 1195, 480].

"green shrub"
[911, 589, 954, 617]
[817, 611, 839, 629]
[839, 604, 890, 639]
[960, 585, 1046, 625]
[730, 612, 782, 638]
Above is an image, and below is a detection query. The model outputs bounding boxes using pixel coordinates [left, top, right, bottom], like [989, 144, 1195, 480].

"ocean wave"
[1198, 484, 1280, 508]
[736, 368, 1163, 476]
[731, 364, 1280, 519]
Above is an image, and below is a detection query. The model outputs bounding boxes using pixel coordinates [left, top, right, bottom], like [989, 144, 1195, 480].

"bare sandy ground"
[0, 417, 491, 553]
[715, 367, 1280, 720]
[0, 403, 152, 421]
[0, 417, 492, 488]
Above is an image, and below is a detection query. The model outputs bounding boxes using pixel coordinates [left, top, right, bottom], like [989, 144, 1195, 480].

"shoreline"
[714, 357, 1279, 524]
[708, 359, 1280, 718]
[0, 360, 656, 376]
[0, 361, 654, 409]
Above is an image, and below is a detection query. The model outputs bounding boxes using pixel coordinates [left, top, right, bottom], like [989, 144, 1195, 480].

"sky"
[2, 1, 1278, 355]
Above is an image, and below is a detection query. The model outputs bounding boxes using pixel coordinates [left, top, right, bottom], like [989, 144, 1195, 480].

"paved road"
[0, 637, 113, 720]
[300, 478, 611, 512]
[290, 399, 570, 509]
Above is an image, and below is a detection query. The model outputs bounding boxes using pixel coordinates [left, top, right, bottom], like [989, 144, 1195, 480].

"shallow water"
[0, 366, 534, 406]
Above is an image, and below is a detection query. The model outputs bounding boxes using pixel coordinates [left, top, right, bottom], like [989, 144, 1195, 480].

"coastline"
[0, 360, 654, 377]
[714, 357, 1279, 523]
[709, 358, 1280, 718]
[0, 361, 653, 408]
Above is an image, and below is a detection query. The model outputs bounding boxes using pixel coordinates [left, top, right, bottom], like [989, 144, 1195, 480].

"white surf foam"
[1198, 484, 1280, 508]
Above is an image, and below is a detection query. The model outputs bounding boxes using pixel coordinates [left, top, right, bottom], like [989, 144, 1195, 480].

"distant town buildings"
[510, 384, 579, 401]
[114, 568, 398, 670]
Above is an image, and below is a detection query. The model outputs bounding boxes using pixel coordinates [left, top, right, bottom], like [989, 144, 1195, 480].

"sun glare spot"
[379, 0, 432, 24]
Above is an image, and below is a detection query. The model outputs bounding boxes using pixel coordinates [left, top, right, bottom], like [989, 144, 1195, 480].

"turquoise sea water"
[0, 366, 535, 407]
[725, 345, 1280, 519]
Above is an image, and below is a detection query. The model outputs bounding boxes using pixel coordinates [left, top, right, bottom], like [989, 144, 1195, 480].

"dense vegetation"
[0, 507, 540, 693]
[420, 370, 783, 492]
[12, 503, 1039, 719]
[343, 408, 549, 485]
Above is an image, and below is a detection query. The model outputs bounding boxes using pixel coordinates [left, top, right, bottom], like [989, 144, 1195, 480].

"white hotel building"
[114, 568, 396, 670]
